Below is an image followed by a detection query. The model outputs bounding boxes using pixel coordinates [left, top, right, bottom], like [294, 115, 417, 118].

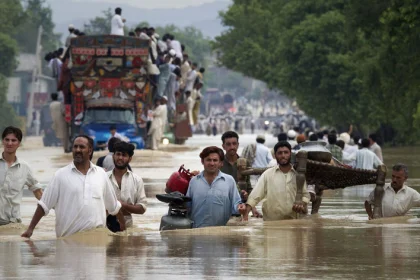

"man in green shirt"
[220, 131, 262, 218]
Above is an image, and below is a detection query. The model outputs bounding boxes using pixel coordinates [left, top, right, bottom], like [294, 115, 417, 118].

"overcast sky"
[56, 0, 230, 9]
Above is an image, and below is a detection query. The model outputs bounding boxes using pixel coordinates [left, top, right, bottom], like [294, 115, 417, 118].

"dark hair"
[369, 133, 377, 142]
[199, 67, 205, 73]
[361, 138, 370, 148]
[317, 131, 324, 140]
[309, 133, 319, 141]
[274, 141, 292, 153]
[336, 140, 345, 150]
[173, 67, 181, 77]
[172, 57, 181, 66]
[114, 141, 135, 157]
[128, 31, 135, 37]
[277, 133, 287, 142]
[323, 129, 329, 135]
[353, 136, 360, 146]
[2, 126, 23, 142]
[181, 44, 185, 52]
[108, 137, 122, 152]
[109, 125, 117, 131]
[74, 29, 81, 36]
[327, 133, 337, 145]
[169, 34, 175, 40]
[392, 163, 408, 177]
[185, 91, 191, 96]
[256, 138, 265, 144]
[192, 62, 198, 68]
[221, 131, 239, 144]
[199, 146, 224, 161]
[135, 27, 141, 33]
[51, 93, 58, 101]
[115, 7, 122, 14]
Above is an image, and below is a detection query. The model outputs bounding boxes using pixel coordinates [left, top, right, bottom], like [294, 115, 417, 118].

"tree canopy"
[214, 0, 420, 144]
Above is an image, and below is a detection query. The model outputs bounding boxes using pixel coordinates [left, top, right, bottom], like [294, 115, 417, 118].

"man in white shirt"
[65, 24, 77, 48]
[184, 63, 198, 93]
[148, 97, 167, 150]
[107, 142, 146, 230]
[251, 135, 273, 168]
[365, 163, 420, 219]
[353, 138, 383, 170]
[21, 135, 126, 238]
[167, 34, 183, 59]
[110, 7, 125, 36]
[0, 127, 43, 226]
[369, 133, 383, 162]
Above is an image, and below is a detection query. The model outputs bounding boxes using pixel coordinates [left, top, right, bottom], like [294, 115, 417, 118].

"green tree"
[14, 0, 60, 54]
[214, 0, 420, 144]
[83, 8, 114, 35]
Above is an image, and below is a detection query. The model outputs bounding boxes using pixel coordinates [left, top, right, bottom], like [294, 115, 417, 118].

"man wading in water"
[106, 142, 147, 231]
[243, 141, 310, 221]
[0, 126, 43, 226]
[22, 135, 126, 238]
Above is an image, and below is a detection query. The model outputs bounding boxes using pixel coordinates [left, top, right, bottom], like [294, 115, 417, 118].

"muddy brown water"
[0, 135, 419, 279]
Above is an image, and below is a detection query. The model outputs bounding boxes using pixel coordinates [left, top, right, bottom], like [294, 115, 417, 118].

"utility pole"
[26, 25, 43, 133]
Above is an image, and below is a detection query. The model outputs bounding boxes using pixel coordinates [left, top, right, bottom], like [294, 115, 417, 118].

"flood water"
[1, 135, 419, 279]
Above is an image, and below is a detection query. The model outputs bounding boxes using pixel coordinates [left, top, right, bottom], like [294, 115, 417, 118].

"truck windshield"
[83, 108, 135, 124]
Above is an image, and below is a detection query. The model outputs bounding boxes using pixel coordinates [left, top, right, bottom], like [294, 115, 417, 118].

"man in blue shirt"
[186, 146, 246, 228]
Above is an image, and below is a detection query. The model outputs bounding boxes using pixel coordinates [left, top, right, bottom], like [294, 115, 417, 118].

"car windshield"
[83, 108, 135, 124]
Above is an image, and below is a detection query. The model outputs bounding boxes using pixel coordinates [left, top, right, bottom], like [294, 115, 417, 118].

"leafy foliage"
[214, 0, 420, 143]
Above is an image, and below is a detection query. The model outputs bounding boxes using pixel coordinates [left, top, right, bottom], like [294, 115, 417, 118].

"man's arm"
[103, 175, 125, 230]
[21, 205, 45, 238]
[117, 16, 125, 28]
[33, 189, 43, 200]
[364, 200, 373, 220]
[244, 173, 267, 221]
[25, 165, 44, 199]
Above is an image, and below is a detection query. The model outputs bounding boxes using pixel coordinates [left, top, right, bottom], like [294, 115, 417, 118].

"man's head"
[160, 96, 168, 104]
[185, 91, 191, 98]
[328, 133, 337, 145]
[199, 146, 224, 175]
[68, 24, 75, 33]
[221, 131, 239, 158]
[309, 133, 319, 141]
[296, 134, 306, 144]
[391, 163, 408, 190]
[256, 135, 265, 144]
[287, 130, 296, 140]
[113, 142, 135, 170]
[173, 67, 182, 80]
[277, 133, 287, 142]
[51, 93, 58, 101]
[336, 140, 345, 150]
[274, 141, 292, 166]
[192, 62, 198, 70]
[115, 7, 122, 15]
[108, 137, 122, 153]
[109, 125, 117, 136]
[361, 138, 370, 148]
[172, 57, 181, 66]
[199, 67, 205, 74]
[73, 135, 94, 164]
[369, 133, 377, 145]
[2, 126, 23, 154]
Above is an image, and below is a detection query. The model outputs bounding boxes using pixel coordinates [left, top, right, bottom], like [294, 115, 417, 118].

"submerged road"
[0, 133, 419, 279]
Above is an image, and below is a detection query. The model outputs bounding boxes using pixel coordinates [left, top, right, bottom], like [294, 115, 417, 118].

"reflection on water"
[1, 182, 420, 278]
[1, 219, 420, 279]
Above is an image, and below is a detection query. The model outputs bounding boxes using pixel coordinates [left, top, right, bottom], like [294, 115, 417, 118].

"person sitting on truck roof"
[111, 7, 125, 36]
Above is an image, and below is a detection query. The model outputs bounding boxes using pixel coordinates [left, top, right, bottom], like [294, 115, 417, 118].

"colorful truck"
[63, 35, 191, 150]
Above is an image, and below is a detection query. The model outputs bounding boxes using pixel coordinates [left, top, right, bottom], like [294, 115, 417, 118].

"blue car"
[77, 108, 145, 150]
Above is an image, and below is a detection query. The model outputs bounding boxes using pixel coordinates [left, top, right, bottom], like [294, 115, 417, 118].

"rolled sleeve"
[38, 174, 60, 216]
[135, 177, 147, 211]
[25, 166, 43, 192]
[247, 173, 266, 208]
[104, 176, 121, 215]
[302, 181, 310, 204]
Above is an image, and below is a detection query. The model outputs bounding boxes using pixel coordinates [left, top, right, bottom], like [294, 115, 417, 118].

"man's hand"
[241, 204, 252, 222]
[122, 18, 126, 23]
[116, 211, 126, 231]
[251, 207, 263, 218]
[240, 190, 248, 201]
[238, 203, 246, 216]
[292, 202, 308, 214]
[21, 228, 33, 238]
[191, 170, 200, 176]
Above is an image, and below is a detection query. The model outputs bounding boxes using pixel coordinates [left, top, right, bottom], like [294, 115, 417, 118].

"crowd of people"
[0, 123, 419, 238]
